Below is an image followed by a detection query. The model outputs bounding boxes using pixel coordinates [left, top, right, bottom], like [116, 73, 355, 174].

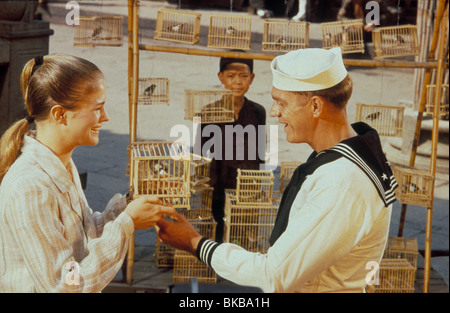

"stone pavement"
[41, 0, 448, 292]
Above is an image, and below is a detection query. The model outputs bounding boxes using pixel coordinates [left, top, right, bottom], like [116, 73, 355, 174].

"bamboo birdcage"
[392, 166, 434, 208]
[425, 84, 449, 117]
[236, 169, 274, 204]
[321, 19, 364, 54]
[355, 103, 405, 137]
[188, 154, 211, 193]
[371, 259, 415, 293]
[372, 25, 420, 59]
[154, 9, 201, 45]
[279, 161, 303, 193]
[74, 16, 123, 47]
[262, 19, 309, 52]
[179, 187, 213, 220]
[173, 249, 218, 283]
[208, 14, 252, 50]
[138, 78, 169, 105]
[384, 237, 418, 270]
[185, 89, 235, 124]
[224, 190, 279, 253]
[129, 141, 191, 208]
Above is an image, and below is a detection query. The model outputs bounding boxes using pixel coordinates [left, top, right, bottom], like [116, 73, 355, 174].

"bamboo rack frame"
[126, 0, 449, 291]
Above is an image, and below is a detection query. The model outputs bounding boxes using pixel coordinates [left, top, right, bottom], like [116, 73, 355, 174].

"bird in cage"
[275, 36, 288, 49]
[226, 25, 237, 36]
[393, 34, 405, 44]
[403, 182, 421, 194]
[144, 84, 157, 96]
[364, 111, 382, 121]
[154, 162, 169, 176]
[91, 26, 103, 39]
[167, 23, 184, 33]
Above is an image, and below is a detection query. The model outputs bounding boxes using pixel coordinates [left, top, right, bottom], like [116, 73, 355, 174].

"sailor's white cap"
[270, 47, 348, 91]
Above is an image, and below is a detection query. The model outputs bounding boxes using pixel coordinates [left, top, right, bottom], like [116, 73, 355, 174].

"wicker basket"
[392, 166, 434, 207]
[384, 237, 418, 270]
[185, 89, 235, 124]
[371, 259, 415, 293]
[138, 78, 169, 105]
[372, 25, 419, 59]
[224, 190, 279, 254]
[74, 16, 123, 47]
[355, 103, 405, 137]
[236, 169, 274, 204]
[321, 19, 364, 54]
[279, 161, 303, 193]
[154, 9, 201, 45]
[208, 14, 252, 50]
[425, 84, 449, 117]
[173, 249, 217, 283]
[262, 19, 309, 52]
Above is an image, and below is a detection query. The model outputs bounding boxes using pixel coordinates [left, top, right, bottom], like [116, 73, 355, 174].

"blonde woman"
[0, 54, 173, 292]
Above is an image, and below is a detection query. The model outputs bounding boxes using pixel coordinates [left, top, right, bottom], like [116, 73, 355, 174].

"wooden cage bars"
[74, 16, 124, 47]
[173, 249, 218, 283]
[184, 89, 235, 124]
[321, 19, 364, 54]
[279, 161, 303, 193]
[370, 259, 415, 293]
[236, 169, 274, 204]
[372, 25, 420, 59]
[425, 84, 449, 117]
[154, 9, 201, 45]
[138, 78, 169, 105]
[224, 190, 279, 254]
[355, 103, 405, 137]
[262, 19, 309, 52]
[393, 166, 435, 208]
[208, 14, 252, 50]
[384, 237, 418, 270]
[129, 141, 191, 207]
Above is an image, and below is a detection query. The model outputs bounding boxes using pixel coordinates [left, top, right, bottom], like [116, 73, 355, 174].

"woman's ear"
[50, 105, 66, 125]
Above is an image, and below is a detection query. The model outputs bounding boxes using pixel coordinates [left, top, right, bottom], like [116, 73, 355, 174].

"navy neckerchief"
[268, 122, 398, 246]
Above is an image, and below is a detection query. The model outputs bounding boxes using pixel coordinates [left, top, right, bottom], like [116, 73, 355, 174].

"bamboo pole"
[423, 2, 448, 293]
[138, 44, 443, 69]
[397, 0, 447, 237]
[125, 0, 140, 286]
[128, 0, 133, 139]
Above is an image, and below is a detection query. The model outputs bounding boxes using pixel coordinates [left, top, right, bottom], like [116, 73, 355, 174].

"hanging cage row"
[74, 12, 420, 58]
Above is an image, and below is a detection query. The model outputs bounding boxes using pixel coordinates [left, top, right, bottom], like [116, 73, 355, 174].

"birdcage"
[179, 187, 213, 220]
[173, 249, 218, 283]
[188, 154, 211, 193]
[371, 259, 415, 293]
[384, 237, 418, 270]
[129, 141, 191, 208]
[262, 19, 309, 52]
[185, 89, 235, 124]
[208, 14, 252, 50]
[372, 25, 419, 59]
[279, 161, 303, 193]
[224, 190, 279, 253]
[321, 19, 364, 54]
[236, 169, 274, 204]
[154, 9, 201, 45]
[392, 166, 434, 207]
[138, 78, 169, 105]
[155, 235, 175, 267]
[355, 103, 405, 137]
[425, 84, 449, 117]
[74, 16, 124, 47]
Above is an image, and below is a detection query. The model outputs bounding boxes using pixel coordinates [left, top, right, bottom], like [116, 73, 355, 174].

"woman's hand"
[124, 195, 175, 230]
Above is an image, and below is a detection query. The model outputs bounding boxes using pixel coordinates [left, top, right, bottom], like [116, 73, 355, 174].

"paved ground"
[40, 0, 448, 292]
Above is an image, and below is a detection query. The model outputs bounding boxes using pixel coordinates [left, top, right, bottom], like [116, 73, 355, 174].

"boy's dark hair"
[220, 51, 254, 73]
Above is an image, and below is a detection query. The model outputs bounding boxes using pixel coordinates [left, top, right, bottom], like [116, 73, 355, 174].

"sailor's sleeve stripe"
[196, 238, 220, 267]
